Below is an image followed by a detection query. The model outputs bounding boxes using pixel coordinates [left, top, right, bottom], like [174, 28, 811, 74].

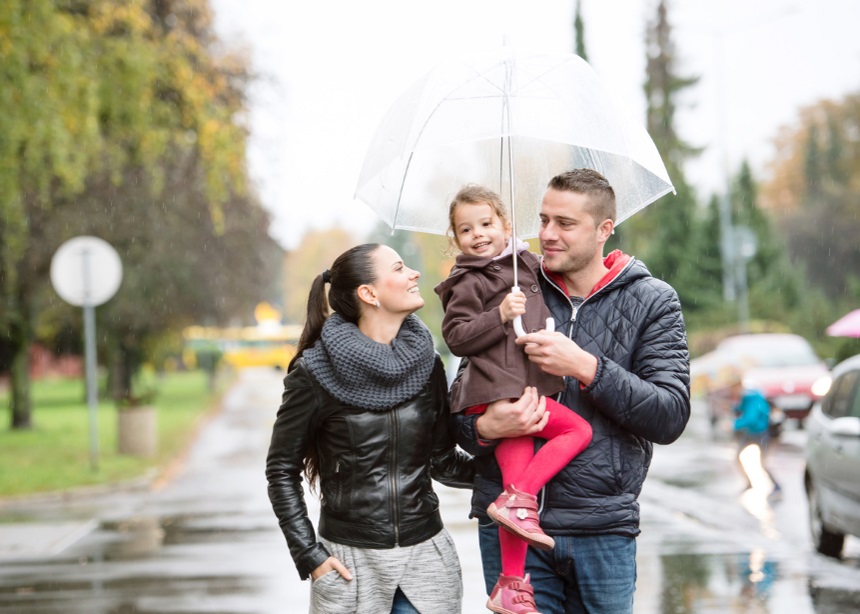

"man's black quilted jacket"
[451, 255, 690, 537]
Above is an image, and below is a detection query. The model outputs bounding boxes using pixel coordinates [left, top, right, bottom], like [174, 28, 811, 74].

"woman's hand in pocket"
[311, 556, 353, 581]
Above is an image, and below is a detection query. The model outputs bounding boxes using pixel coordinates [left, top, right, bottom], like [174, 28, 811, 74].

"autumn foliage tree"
[761, 94, 860, 303]
[282, 228, 362, 326]
[0, 0, 277, 428]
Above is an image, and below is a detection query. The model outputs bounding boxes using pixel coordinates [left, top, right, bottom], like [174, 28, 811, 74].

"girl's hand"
[311, 556, 353, 581]
[499, 289, 526, 323]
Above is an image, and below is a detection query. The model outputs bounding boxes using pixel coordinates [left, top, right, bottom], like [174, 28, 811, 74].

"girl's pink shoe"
[487, 573, 541, 614]
[487, 485, 555, 550]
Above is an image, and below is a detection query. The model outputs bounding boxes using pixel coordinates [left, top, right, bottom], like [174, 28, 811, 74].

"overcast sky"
[209, 0, 860, 250]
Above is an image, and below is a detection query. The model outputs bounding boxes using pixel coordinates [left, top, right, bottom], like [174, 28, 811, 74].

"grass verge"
[0, 370, 229, 499]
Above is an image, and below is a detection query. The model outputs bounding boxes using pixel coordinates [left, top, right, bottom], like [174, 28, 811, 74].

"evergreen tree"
[573, 0, 588, 61]
[804, 124, 822, 198]
[691, 195, 725, 313]
[732, 161, 782, 287]
[729, 161, 804, 330]
[631, 0, 704, 313]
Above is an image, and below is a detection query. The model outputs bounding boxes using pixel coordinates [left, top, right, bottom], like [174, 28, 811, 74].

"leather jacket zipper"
[390, 410, 400, 545]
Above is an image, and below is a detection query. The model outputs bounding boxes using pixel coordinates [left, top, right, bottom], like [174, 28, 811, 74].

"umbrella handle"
[511, 286, 555, 339]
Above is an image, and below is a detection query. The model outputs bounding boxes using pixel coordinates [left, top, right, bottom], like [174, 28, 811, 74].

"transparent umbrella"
[354, 48, 674, 335]
[355, 47, 674, 247]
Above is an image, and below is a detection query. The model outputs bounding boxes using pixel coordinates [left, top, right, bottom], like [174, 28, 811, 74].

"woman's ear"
[356, 284, 378, 308]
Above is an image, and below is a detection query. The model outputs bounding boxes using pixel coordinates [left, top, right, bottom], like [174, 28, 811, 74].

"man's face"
[538, 187, 606, 275]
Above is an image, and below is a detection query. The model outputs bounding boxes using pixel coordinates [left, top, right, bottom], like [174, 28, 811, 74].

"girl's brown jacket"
[434, 249, 563, 413]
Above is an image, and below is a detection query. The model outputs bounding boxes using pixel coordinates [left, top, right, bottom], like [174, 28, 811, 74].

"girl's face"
[452, 202, 510, 257]
[369, 245, 424, 315]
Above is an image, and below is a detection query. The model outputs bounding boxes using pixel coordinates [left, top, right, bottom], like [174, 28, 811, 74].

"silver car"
[805, 353, 860, 558]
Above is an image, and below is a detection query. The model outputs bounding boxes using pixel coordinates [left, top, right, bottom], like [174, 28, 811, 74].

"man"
[451, 169, 690, 613]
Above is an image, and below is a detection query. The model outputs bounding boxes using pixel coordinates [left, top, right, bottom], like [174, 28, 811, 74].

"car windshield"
[718, 336, 821, 368]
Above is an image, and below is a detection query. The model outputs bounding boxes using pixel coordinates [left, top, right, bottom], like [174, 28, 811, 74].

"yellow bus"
[183, 322, 302, 371]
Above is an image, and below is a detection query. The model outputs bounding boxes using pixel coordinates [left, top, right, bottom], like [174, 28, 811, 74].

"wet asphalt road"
[1, 367, 859, 613]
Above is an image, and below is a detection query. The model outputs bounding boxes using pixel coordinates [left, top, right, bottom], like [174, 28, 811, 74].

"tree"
[761, 94, 860, 304]
[626, 0, 705, 313]
[724, 160, 805, 333]
[0, 0, 256, 428]
[38, 151, 282, 401]
[0, 1, 103, 428]
[573, 0, 588, 61]
[731, 161, 790, 291]
[282, 228, 362, 325]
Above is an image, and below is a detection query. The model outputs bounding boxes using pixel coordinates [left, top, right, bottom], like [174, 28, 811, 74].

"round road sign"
[50, 236, 123, 307]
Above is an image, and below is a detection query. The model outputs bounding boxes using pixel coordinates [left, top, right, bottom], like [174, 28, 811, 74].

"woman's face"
[369, 245, 424, 315]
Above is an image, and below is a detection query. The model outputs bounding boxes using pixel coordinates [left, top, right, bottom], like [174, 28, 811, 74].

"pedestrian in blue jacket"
[730, 379, 782, 497]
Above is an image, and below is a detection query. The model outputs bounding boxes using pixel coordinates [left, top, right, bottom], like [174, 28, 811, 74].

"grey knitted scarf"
[302, 313, 436, 411]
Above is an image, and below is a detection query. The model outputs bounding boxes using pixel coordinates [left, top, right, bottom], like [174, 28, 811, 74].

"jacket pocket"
[322, 456, 351, 514]
[310, 568, 356, 613]
[618, 434, 647, 493]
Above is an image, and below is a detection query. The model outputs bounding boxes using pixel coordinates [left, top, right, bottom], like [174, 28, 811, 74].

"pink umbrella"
[826, 309, 860, 338]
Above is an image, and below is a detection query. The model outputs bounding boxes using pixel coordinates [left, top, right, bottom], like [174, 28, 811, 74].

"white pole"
[502, 55, 518, 288]
[81, 248, 99, 471]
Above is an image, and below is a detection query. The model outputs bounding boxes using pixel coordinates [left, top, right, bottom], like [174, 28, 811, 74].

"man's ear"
[356, 284, 377, 308]
[597, 219, 615, 243]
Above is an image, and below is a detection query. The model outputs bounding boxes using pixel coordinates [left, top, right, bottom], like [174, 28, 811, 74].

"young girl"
[434, 185, 593, 614]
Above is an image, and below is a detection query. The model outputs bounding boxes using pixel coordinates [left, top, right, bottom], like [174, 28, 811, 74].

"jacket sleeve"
[428, 357, 476, 488]
[439, 275, 510, 358]
[584, 282, 691, 445]
[265, 363, 331, 580]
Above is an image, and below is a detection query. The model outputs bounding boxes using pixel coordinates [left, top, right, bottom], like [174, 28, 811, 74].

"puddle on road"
[0, 512, 273, 613]
[0, 574, 260, 614]
[92, 513, 266, 560]
[647, 550, 860, 614]
[3, 510, 858, 613]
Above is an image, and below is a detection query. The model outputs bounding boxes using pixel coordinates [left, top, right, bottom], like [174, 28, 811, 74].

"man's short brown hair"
[547, 169, 616, 224]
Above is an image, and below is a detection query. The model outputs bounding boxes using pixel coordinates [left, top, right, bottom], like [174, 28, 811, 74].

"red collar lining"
[542, 250, 631, 298]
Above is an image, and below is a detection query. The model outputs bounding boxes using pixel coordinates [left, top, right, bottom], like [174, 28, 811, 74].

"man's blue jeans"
[390, 587, 420, 613]
[478, 520, 637, 614]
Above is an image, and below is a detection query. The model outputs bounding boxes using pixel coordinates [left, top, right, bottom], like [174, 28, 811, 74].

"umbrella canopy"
[355, 48, 674, 240]
[826, 309, 860, 338]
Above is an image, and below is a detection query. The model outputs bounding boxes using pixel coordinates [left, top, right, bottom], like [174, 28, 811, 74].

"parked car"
[694, 333, 831, 429]
[804, 354, 860, 558]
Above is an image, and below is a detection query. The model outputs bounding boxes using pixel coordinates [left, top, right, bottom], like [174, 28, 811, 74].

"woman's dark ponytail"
[288, 273, 329, 371]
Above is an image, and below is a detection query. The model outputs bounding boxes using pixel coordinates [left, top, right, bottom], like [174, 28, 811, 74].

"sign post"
[50, 236, 123, 471]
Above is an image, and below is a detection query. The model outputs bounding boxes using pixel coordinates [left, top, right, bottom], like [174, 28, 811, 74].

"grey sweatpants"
[311, 529, 463, 613]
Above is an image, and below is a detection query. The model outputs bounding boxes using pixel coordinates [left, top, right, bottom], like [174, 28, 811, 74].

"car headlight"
[811, 375, 832, 398]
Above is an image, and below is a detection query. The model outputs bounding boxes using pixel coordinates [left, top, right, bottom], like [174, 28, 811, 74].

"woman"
[266, 243, 474, 614]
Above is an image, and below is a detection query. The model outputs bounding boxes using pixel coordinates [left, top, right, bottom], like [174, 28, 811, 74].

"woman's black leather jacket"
[266, 354, 474, 580]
